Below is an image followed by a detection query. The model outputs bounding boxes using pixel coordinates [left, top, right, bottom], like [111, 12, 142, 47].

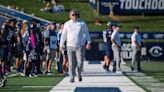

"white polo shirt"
[60, 19, 91, 48]
[131, 32, 142, 47]
[111, 30, 121, 47]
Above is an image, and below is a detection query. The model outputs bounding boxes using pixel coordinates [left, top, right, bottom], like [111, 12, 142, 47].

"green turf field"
[1, 0, 164, 32]
[0, 59, 63, 92]
[0, 59, 64, 92]
[126, 61, 164, 83]
[0, 1, 164, 91]
[0, 74, 63, 92]
[142, 61, 164, 82]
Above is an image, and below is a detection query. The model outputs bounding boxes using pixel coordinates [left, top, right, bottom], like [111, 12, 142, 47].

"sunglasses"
[72, 14, 78, 16]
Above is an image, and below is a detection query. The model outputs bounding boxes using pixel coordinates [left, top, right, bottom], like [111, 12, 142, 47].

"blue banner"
[90, 32, 164, 39]
[89, 0, 164, 15]
[85, 42, 164, 61]
[120, 42, 164, 60]
[147, 43, 164, 61]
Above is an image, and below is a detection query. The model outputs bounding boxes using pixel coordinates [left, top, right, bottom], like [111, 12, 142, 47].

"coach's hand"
[86, 43, 91, 50]
[60, 47, 64, 52]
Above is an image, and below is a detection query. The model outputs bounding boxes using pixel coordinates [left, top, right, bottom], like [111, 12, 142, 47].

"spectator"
[33, 20, 43, 74]
[40, 0, 57, 12]
[49, 23, 58, 73]
[0, 21, 8, 34]
[28, 19, 42, 76]
[0, 32, 6, 87]
[43, 23, 58, 74]
[3, 19, 17, 73]
[131, 27, 142, 72]
[0, 19, 17, 86]
[111, 23, 122, 73]
[20, 20, 30, 76]
[94, 18, 102, 26]
[58, 23, 68, 75]
[102, 21, 113, 71]
[43, 24, 51, 74]
[14, 34, 23, 73]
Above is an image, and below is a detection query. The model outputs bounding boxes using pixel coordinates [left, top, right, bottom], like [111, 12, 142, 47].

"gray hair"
[69, 9, 80, 17]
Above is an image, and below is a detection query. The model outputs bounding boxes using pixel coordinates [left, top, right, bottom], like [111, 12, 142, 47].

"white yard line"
[22, 86, 54, 88]
[8, 73, 20, 77]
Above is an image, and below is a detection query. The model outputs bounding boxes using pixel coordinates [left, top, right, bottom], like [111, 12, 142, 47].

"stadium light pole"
[97, 0, 100, 17]
[109, 2, 114, 17]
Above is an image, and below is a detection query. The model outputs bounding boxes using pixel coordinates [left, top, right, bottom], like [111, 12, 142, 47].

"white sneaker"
[20, 73, 26, 76]
[0, 81, 2, 87]
[33, 74, 38, 77]
[29, 75, 33, 77]
[121, 61, 126, 64]
[47, 72, 53, 76]
[116, 71, 122, 74]
[0, 78, 6, 87]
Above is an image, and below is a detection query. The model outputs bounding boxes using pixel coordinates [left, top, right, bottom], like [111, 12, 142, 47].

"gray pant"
[131, 46, 141, 69]
[112, 45, 121, 71]
[81, 47, 86, 70]
[67, 46, 83, 80]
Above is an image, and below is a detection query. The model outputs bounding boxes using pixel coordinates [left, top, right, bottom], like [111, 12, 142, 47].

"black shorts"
[0, 48, 5, 61]
[14, 52, 23, 58]
[63, 51, 67, 55]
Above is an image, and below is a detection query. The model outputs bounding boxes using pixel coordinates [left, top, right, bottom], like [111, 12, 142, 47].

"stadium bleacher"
[0, 5, 50, 25]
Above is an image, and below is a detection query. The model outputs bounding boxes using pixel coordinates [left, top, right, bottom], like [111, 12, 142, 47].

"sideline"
[50, 61, 145, 92]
